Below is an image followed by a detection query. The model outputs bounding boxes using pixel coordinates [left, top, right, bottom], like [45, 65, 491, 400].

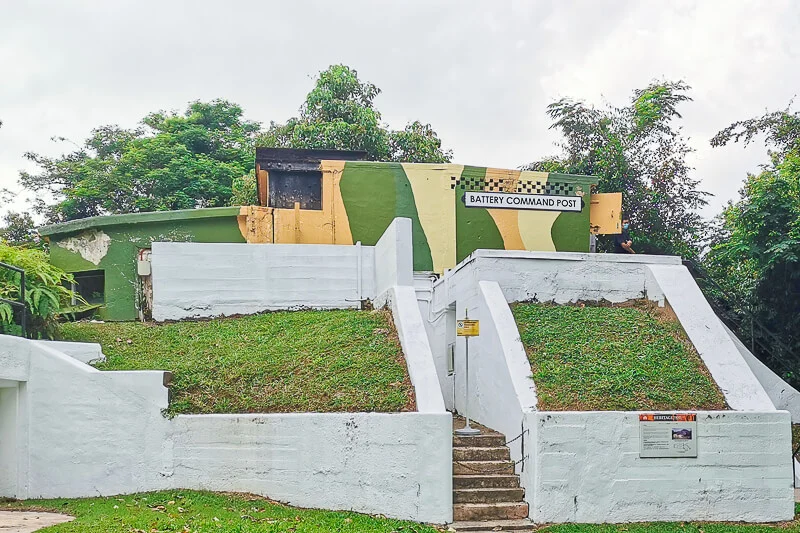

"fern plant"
[0, 243, 83, 338]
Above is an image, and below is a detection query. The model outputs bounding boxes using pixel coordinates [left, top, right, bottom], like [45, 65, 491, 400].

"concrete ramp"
[647, 264, 774, 411]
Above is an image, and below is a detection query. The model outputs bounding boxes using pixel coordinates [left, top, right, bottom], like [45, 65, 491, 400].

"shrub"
[0, 243, 82, 338]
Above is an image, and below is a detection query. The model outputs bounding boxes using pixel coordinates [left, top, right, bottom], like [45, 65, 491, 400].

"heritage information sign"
[639, 413, 697, 458]
[463, 191, 582, 212]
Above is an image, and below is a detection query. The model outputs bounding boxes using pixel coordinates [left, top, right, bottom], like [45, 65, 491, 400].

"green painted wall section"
[340, 162, 433, 271]
[551, 203, 590, 252]
[455, 166, 505, 263]
[49, 215, 244, 321]
[549, 173, 594, 253]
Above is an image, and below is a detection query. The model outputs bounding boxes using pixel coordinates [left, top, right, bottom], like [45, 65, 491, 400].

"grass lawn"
[1, 490, 440, 532]
[57, 310, 415, 415]
[4, 493, 799, 533]
[513, 302, 727, 411]
[540, 507, 800, 533]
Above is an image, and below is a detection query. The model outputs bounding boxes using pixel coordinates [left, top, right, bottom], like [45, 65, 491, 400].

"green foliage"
[705, 108, 800, 358]
[2, 490, 440, 533]
[229, 169, 258, 206]
[259, 65, 452, 163]
[513, 302, 727, 411]
[58, 310, 415, 415]
[0, 211, 40, 247]
[526, 80, 708, 257]
[21, 100, 260, 222]
[0, 243, 80, 338]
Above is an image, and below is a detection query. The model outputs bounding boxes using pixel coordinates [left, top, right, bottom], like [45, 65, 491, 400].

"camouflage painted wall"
[271, 161, 597, 271]
[43, 162, 596, 321]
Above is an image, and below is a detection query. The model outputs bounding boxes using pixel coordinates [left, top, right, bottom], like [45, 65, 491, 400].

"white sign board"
[639, 413, 697, 458]
[463, 191, 582, 212]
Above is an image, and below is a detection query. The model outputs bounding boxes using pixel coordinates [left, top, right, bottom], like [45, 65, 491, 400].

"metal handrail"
[0, 261, 26, 338]
[683, 258, 800, 382]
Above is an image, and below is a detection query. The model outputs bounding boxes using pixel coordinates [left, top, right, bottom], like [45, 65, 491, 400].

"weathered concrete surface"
[524, 410, 794, 523]
[0, 511, 74, 532]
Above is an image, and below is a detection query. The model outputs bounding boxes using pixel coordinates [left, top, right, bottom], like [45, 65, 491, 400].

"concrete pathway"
[0, 511, 74, 532]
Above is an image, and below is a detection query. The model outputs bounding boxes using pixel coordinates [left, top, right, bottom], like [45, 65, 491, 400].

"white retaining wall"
[374, 218, 414, 305]
[524, 410, 793, 523]
[0, 271, 451, 523]
[151, 242, 376, 321]
[0, 336, 170, 499]
[151, 218, 415, 321]
[387, 285, 446, 413]
[726, 323, 800, 422]
[420, 250, 792, 523]
[169, 412, 451, 522]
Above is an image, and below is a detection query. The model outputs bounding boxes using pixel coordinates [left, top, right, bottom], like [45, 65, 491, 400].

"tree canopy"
[21, 100, 259, 223]
[19, 65, 452, 221]
[258, 65, 452, 163]
[704, 108, 800, 357]
[524, 81, 708, 257]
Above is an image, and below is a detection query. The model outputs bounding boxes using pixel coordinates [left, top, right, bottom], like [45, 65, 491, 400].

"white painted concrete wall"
[449, 281, 537, 471]
[434, 251, 671, 308]
[386, 285, 446, 413]
[420, 251, 793, 523]
[0, 327, 451, 523]
[0, 335, 171, 499]
[374, 217, 414, 305]
[151, 242, 376, 321]
[647, 265, 774, 411]
[725, 323, 800, 422]
[151, 218, 415, 321]
[35, 340, 105, 364]
[168, 413, 452, 523]
[0, 384, 18, 497]
[524, 410, 794, 523]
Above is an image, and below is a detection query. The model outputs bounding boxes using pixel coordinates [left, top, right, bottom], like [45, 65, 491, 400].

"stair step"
[453, 434, 506, 448]
[453, 475, 520, 489]
[453, 461, 515, 475]
[453, 502, 529, 521]
[450, 519, 535, 532]
[453, 447, 510, 461]
[454, 487, 525, 504]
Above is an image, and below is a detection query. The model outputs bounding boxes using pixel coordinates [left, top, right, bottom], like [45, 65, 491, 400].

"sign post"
[455, 311, 480, 436]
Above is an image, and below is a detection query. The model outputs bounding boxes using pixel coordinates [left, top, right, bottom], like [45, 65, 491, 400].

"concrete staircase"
[451, 418, 532, 531]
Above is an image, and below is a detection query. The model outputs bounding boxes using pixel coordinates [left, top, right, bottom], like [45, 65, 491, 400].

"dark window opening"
[72, 270, 105, 305]
[268, 170, 322, 210]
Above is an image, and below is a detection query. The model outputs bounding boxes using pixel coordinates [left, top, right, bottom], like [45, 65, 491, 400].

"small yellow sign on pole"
[457, 319, 480, 337]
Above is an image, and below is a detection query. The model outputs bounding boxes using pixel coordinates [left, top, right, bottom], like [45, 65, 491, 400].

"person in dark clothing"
[614, 217, 635, 254]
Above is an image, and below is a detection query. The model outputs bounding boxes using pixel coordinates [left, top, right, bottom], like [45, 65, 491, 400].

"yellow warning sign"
[457, 319, 480, 337]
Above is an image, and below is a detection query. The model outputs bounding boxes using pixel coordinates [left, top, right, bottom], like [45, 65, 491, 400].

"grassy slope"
[2, 490, 440, 533]
[58, 310, 415, 415]
[513, 303, 727, 411]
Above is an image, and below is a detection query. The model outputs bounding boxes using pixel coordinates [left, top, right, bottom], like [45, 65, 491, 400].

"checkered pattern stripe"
[450, 175, 575, 196]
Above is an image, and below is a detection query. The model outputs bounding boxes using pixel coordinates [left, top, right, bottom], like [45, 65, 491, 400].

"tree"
[0, 212, 39, 247]
[705, 108, 800, 357]
[20, 100, 260, 222]
[524, 81, 708, 257]
[259, 65, 452, 163]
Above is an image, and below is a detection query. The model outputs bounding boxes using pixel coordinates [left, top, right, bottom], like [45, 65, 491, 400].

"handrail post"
[20, 270, 26, 338]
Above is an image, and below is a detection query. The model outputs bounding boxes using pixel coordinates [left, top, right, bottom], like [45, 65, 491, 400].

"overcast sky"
[2, 0, 798, 220]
